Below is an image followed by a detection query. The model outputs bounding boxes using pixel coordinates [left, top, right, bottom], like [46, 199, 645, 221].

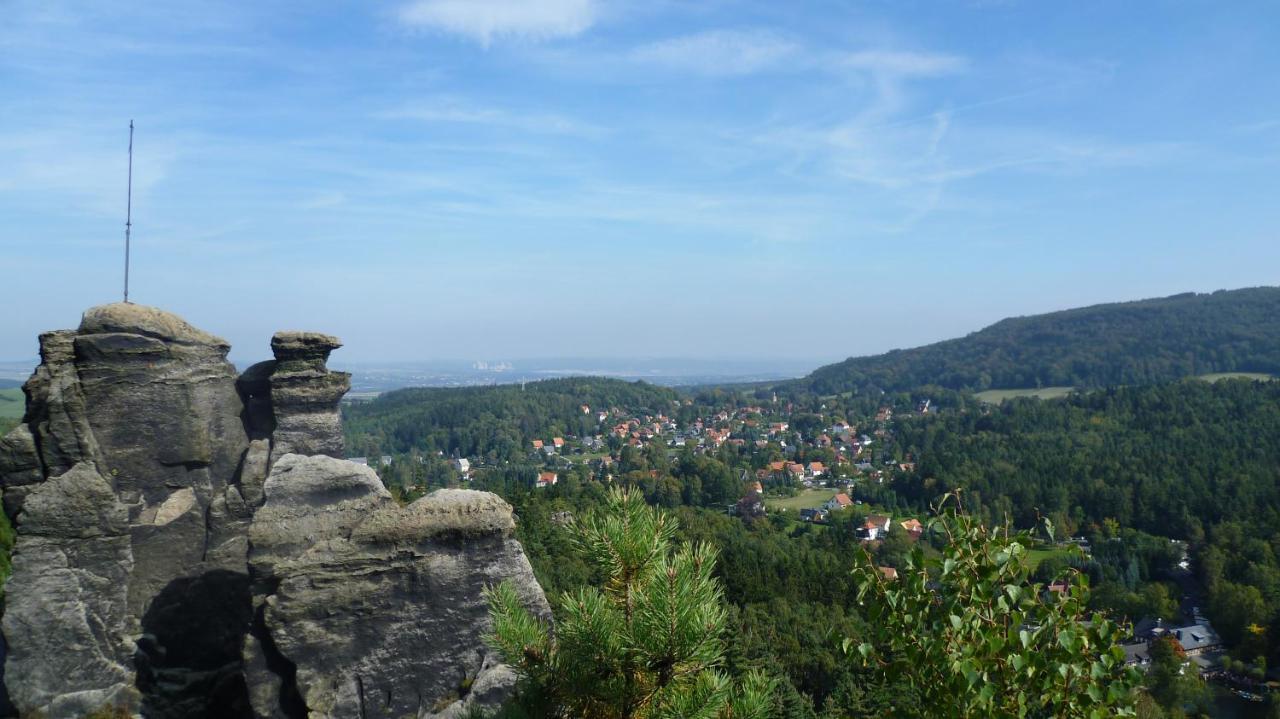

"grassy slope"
[0, 387, 24, 420]
[1197, 372, 1275, 383]
[975, 373, 1276, 404]
[766, 489, 838, 511]
[1026, 546, 1075, 571]
[974, 387, 1075, 404]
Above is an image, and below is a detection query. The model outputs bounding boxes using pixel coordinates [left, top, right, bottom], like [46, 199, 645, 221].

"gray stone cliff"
[0, 304, 549, 718]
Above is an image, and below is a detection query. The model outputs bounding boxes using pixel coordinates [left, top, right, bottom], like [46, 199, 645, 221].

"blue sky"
[2, 1, 1278, 365]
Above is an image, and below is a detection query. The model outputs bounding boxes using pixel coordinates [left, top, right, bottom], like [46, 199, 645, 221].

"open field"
[1026, 546, 1076, 571]
[1197, 372, 1275, 383]
[974, 387, 1075, 404]
[975, 374, 1273, 405]
[765, 489, 837, 512]
[0, 388, 24, 420]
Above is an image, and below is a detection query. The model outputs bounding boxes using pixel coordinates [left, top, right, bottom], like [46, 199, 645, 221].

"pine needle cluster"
[485, 488, 774, 719]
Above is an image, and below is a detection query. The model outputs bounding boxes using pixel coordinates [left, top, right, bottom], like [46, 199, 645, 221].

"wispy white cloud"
[0, 126, 182, 218]
[378, 99, 607, 137]
[630, 29, 801, 76]
[395, 0, 597, 45]
[841, 50, 967, 77]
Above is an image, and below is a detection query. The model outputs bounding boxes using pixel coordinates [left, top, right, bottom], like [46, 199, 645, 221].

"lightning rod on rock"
[124, 120, 134, 304]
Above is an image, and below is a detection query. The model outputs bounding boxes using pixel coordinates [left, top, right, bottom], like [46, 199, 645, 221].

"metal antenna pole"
[124, 120, 134, 303]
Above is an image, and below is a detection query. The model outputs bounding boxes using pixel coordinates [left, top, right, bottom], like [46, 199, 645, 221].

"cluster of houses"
[531, 437, 567, 454]
[765, 460, 827, 481]
[508, 397, 914, 492]
[796, 494, 925, 543]
[361, 390, 923, 500]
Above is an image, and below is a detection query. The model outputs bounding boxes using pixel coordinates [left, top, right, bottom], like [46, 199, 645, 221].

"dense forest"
[478, 479, 909, 717]
[892, 378, 1280, 678]
[796, 287, 1280, 394]
[893, 378, 1280, 535]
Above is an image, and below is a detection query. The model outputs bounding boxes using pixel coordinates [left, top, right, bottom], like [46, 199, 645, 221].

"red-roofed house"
[824, 493, 854, 511]
[536, 472, 558, 488]
[531, 440, 544, 450]
[878, 566, 899, 581]
[862, 515, 892, 540]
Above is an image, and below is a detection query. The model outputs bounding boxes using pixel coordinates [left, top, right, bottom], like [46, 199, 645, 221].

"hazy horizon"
[3, 1, 1278, 363]
[2, 285, 1272, 369]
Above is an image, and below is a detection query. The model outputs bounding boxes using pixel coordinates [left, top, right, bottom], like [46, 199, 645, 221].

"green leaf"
[1058, 629, 1077, 652]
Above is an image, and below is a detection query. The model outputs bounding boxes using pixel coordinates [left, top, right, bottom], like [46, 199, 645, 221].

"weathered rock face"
[246, 455, 550, 719]
[238, 331, 350, 464]
[2, 463, 136, 717]
[1, 303, 255, 718]
[0, 304, 549, 719]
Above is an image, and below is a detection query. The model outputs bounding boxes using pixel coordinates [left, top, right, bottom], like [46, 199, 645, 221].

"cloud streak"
[377, 99, 607, 138]
[396, 0, 597, 45]
[841, 50, 967, 77]
[629, 29, 801, 76]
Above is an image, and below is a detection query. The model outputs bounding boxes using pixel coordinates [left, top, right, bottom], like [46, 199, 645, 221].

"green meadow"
[0, 388, 24, 420]
[765, 489, 838, 512]
[974, 387, 1075, 404]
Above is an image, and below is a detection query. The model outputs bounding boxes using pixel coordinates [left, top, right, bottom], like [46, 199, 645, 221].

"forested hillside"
[342, 376, 679, 461]
[798, 287, 1280, 394]
[893, 377, 1280, 664]
[894, 378, 1280, 534]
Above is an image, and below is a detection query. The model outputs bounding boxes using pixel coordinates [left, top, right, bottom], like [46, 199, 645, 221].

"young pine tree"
[484, 488, 773, 719]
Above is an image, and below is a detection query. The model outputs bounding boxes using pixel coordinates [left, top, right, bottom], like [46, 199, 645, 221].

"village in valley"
[346, 386, 1256, 703]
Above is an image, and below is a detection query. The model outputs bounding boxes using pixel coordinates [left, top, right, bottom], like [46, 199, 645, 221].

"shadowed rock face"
[0, 304, 549, 719]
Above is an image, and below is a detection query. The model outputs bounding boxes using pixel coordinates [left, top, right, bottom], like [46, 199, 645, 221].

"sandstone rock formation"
[3, 463, 135, 717]
[0, 304, 549, 719]
[245, 455, 549, 719]
[238, 331, 350, 464]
